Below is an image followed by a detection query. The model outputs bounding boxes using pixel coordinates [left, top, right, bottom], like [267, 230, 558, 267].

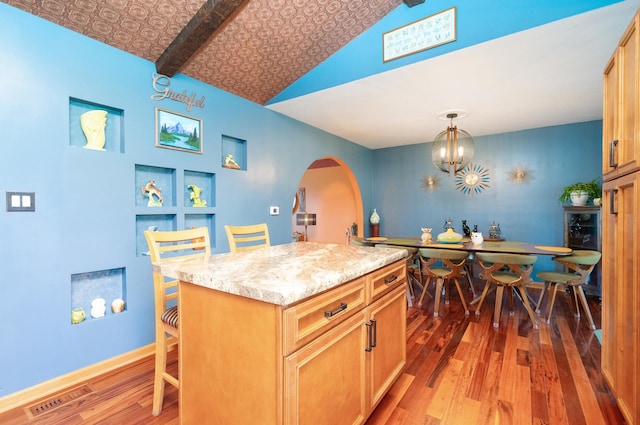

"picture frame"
[383, 7, 456, 62]
[155, 107, 203, 154]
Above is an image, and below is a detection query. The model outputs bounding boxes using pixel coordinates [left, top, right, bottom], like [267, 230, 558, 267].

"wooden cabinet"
[601, 9, 640, 425]
[563, 206, 601, 295]
[601, 173, 639, 425]
[179, 259, 406, 425]
[603, 12, 640, 181]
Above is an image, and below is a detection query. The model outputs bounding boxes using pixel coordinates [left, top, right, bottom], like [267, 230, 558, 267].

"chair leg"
[474, 280, 492, 314]
[433, 277, 444, 317]
[417, 277, 433, 307]
[535, 281, 548, 313]
[574, 285, 597, 330]
[452, 277, 470, 315]
[464, 264, 477, 298]
[545, 283, 561, 324]
[516, 284, 539, 329]
[570, 286, 581, 318]
[507, 287, 515, 315]
[152, 332, 168, 416]
[493, 285, 505, 328]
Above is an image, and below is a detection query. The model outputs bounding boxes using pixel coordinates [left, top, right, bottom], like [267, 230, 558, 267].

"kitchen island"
[154, 242, 408, 425]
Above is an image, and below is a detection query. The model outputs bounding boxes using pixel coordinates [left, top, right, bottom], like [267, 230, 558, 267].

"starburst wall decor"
[455, 163, 490, 195]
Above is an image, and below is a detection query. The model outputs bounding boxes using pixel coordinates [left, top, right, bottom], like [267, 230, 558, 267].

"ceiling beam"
[155, 0, 248, 77]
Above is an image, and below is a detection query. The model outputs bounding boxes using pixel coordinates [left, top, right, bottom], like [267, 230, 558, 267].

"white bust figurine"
[80, 110, 108, 150]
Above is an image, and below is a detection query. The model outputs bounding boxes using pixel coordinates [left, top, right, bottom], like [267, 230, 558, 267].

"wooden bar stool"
[418, 248, 469, 317]
[475, 253, 539, 329]
[535, 250, 601, 329]
[144, 227, 211, 416]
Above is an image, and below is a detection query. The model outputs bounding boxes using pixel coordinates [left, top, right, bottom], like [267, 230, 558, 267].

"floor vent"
[25, 384, 94, 418]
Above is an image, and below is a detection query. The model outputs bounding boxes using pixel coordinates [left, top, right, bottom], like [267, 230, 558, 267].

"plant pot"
[570, 191, 589, 206]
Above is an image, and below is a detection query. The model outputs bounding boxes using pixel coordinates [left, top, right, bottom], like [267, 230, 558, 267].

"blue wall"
[0, 4, 374, 396]
[371, 121, 603, 273]
[0, 2, 603, 398]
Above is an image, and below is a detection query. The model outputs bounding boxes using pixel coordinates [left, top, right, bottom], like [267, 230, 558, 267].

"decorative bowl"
[437, 228, 463, 243]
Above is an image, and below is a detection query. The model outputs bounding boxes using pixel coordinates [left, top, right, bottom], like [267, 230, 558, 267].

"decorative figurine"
[142, 180, 163, 207]
[80, 110, 108, 151]
[187, 184, 207, 207]
[489, 222, 501, 239]
[471, 231, 484, 245]
[111, 298, 125, 314]
[473, 224, 478, 233]
[462, 220, 471, 237]
[91, 298, 106, 318]
[421, 228, 433, 242]
[443, 217, 454, 230]
[223, 154, 241, 169]
[71, 308, 86, 324]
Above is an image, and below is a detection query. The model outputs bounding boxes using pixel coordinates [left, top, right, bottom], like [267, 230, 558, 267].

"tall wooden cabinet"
[601, 9, 640, 425]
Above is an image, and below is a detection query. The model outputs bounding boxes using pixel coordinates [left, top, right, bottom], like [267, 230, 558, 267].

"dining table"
[354, 236, 572, 256]
[355, 236, 572, 307]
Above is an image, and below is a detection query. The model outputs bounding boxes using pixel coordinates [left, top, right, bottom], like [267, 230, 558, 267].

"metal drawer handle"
[371, 319, 377, 348]
[609, 139, 618, 168]
[324, 302, 347, 318]
[365, 320, 374, 352]
[384, 274, 398, 285]
[609, 188, 618, 215]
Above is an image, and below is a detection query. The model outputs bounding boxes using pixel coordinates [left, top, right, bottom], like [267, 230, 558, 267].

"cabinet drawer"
[283, 277, 366, 355]
[368, 260, 406, 304]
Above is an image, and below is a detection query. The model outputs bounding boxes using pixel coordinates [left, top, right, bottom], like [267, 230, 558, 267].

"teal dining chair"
[417, 248, 470, 317]
[535, 250, 601, 329]
[474, 253, 538, 329]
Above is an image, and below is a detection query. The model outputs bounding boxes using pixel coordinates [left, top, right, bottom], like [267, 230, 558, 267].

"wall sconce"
[508, 165, 535, 184]
[421, 175, 440, 191]
[431, 112, 474, 175]
[296, 212, 316, 241]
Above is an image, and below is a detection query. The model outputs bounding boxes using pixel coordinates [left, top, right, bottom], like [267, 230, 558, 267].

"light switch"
[270, 206, 279, 215]
[6, 191, 35, 212]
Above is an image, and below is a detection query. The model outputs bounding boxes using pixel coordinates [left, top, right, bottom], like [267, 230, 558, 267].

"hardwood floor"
[0, 281, 625, 424]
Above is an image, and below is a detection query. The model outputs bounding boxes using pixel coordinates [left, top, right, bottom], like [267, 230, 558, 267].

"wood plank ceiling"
[5, 0, 403, 104]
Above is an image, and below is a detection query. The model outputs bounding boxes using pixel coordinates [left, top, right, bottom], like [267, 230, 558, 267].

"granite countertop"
[153, 242, 407, 306]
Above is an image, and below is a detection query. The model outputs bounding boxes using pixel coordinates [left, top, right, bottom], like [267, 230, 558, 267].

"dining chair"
[224, 223, 270, 252]
[417, 248, 470, 317]
[535, 250, 601, 329]
[474, 253, 538, 329]
[144, 227, 211, 416]
[375, 244, 422, 307]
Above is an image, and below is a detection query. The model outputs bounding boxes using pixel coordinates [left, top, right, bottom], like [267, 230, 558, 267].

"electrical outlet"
[270, 206, 279, 215]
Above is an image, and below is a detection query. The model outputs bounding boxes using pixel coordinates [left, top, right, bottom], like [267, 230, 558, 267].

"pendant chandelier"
[431, 112, 474, 175]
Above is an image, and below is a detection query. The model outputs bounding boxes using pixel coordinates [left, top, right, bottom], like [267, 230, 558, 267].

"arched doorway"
[291, 156, 363, 244]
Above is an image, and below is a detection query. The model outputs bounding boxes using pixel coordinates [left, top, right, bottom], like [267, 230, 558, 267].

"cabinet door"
[367, 285, 407, 413]
[603, 53, 618, 179]
[284, 310, 368, 425]
[602, 173, 639, 424]
[604, 13, 640, 181]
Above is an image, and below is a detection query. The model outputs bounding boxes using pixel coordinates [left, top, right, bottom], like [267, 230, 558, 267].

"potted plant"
[559, 178, 601, 206]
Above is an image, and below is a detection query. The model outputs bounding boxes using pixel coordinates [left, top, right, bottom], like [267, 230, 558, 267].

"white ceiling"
[267, 0, 640, 149]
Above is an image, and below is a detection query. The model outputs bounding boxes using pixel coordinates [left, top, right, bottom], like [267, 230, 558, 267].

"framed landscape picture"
[155, 108, 203, 154]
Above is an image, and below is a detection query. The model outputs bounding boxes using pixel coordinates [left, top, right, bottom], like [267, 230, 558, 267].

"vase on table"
[370, 209, 380, 237]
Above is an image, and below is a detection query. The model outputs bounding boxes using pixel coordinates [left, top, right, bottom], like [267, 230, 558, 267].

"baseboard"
[0, 343, 155, 413]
